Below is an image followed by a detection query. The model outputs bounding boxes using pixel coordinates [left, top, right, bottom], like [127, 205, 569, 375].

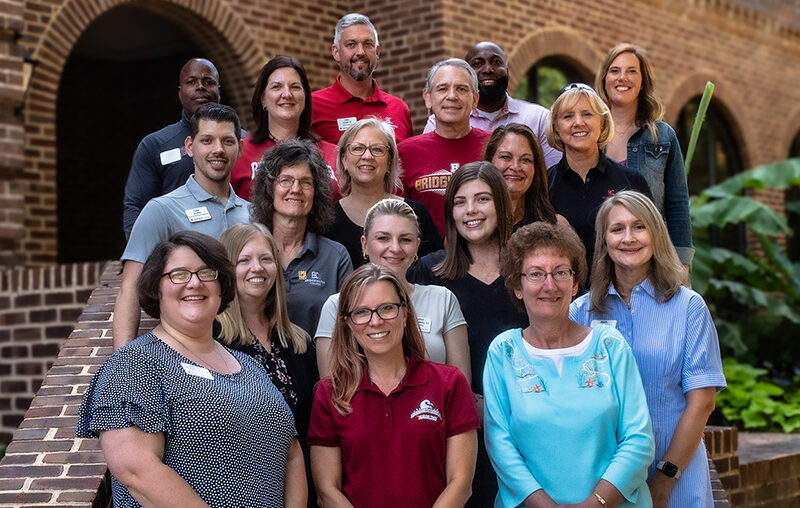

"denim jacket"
[626, 121, 694, 264]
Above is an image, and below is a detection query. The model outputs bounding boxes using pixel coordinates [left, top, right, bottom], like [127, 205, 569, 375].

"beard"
[479, 75, 509, 105]
[344, 56, 376, 82]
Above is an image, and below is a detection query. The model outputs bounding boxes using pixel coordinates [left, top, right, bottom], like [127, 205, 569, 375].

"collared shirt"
[122, 112, 195, 239]
[398, 128, 491, 237]
[423, 94, 561, 168]
[122, 175, 251, 263]
[548, 154, 652, 269]
[282, 232, 352, 338]
[308, 356, 479, 508]
[570, 280, 726, 508]
[311, 75, 413, 144]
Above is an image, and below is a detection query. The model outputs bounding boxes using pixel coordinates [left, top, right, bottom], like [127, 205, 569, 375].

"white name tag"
[185, 206, 211, 223]
[591, 319, 617, 329]
[417, 317, 432, 333]
[160, 148, 182, 165]
[337, 117, 357, 131]
[181, 362, 214, 380]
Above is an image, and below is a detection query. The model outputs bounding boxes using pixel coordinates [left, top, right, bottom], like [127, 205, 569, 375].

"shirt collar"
[356, 355, 428, 394]
[185, 175, 243, 208]
[471, 93, 515, 120]
[332, 75, 387, 105]
[609, 277, 655, 299]
[180, 110, 191, 127]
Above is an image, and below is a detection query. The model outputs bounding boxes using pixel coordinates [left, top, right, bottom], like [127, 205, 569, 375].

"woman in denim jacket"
[596, 43, 693, 276]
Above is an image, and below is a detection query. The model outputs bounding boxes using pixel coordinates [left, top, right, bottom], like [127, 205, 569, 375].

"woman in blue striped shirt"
[571, 190, 726, 508]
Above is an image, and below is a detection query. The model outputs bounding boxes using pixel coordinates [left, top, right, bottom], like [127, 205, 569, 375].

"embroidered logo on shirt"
[384, 117, 398, 130]
[298, 270, 307, 280]
[302, 270, 326, 287]
[414, 168, 453, 196]
[410, 399, 442, 422]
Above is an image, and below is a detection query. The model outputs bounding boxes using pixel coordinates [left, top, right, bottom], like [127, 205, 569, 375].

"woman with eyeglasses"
[546, 83, 651, 273]
[315, 198, 469, 382]
[77, 231, 307, 507]
[571, 191, 725, 508]
[484, 222, 654, 507]
[596, 45, 693, 278]
[231, 55, 339, 201]
[406, 161, 528, 507]
[324, 118, 442, 268]
[216, 223, 319, 507]
[308, 263, 479, 508]
[250, 138, 352, 338]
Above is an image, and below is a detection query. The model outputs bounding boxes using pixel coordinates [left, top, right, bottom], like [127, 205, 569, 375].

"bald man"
[122, 58, 222, 238]
[424, 42, 560, 168]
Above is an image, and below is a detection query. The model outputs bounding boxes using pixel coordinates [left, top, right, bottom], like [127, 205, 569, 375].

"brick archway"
[21, 0, 266, 265]
[505, 27, 604, 92]
[663, 72, 751, 171]
[779, 105, 800, 158]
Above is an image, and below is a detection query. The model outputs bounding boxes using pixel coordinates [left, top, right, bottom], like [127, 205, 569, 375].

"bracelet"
[592, 491, 608, 507]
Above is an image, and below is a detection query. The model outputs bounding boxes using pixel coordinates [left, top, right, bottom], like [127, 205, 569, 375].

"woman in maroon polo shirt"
[308, 263, 479, 507]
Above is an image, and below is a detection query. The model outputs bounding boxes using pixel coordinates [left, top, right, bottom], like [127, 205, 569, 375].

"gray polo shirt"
[122, 175, 251, 263]
[283, 232, 352, 337]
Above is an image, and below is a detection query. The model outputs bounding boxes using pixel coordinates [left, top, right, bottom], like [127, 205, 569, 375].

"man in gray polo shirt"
[113, 103, 249, 349]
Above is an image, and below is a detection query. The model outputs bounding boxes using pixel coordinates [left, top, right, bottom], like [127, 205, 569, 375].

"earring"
[362, 252, 369, 260]
[262, 104, 268, 111]
[414, 254, 418, 262]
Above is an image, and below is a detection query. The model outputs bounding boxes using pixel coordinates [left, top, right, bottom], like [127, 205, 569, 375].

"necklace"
[159, 327, 231, 373]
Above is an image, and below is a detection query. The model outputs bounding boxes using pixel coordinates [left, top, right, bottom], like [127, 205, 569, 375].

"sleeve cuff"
[676, 246, 695, 265]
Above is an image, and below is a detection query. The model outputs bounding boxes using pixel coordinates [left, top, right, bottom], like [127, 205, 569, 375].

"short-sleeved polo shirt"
[122, 175, 251, 263]
[282, 232, 352, 338]
[311, 75, 413, 145]
[548, 154, 652, 267]
[308, 357, 479, 507]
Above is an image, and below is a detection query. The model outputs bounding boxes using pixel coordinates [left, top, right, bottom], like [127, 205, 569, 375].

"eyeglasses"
[346, 302, 404, 325]
[346, 143, 390, 158]
[275, 175, 315, 190]
[162, 268, 219, 284]
[520, 268, 574, 284]
[558, 83, 597, 96]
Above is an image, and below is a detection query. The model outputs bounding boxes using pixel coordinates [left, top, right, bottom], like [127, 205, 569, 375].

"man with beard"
[113, 103, 250, 349]
[122, 58, 222, 239]
[312, 13, 412, 144]
[424, 42, 560, 168]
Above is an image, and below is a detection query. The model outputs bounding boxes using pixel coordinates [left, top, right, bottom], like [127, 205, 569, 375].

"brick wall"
[0, 261, 106, 444]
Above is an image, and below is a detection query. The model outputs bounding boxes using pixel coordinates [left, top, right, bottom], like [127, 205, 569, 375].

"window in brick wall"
[513, 57, 592, 109]
[787, 134, 800, 260]
[677, 96, 746, 253]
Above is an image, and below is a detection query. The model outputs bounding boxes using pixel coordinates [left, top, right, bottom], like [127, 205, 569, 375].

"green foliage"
[684, 81, 715, 174]
[715, 358, 800, 432]
[690, 159, 800, 372]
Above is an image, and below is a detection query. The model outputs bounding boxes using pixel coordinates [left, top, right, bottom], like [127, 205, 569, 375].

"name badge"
[160, 148, 182, 165]
[181, 362, 214, 380]
[591, 319, 617, 329]
[337, 117, 357, 131]
[185, 206, 211, 223]
[417, 317, 432, 333]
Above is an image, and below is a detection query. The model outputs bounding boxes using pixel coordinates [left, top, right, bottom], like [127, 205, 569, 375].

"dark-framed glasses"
[162, 268, 219, 284]
[558, 83, 596, 96]
[520, 268, 574, 284]
[275, 175, 315, 190]
[346, 302, 404, 325]
[346, 143, 390, 158]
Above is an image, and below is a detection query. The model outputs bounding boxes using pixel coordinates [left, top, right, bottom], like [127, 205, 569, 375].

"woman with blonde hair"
[316, 198, 469, 381]
[325, 118, 441, 268]
[596, 43, 693, 273]
[308, 264, 479, 507]
[546, 83, 652, 271]
[217, 223, 318, 506]
[571, 191, 725, 508]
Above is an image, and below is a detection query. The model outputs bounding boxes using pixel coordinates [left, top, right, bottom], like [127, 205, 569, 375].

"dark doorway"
[513, 56, 593, 109]
[56, 5, 218, 262]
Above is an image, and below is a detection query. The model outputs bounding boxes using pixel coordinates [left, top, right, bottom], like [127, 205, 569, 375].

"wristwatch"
[656, 460, 681, 479]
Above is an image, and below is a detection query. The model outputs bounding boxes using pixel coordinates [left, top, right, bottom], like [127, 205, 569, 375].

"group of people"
[76, 11, 725, 508]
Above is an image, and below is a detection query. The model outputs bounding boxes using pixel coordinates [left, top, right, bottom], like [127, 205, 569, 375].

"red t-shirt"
[311, 75, 413, 145]
[308, 357, 479, 508]
[230, 135, 340, 201]
[398, 128, 491, 237]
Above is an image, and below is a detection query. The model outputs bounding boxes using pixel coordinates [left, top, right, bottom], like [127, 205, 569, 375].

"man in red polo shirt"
[398, 59, 491, 237]
[312, 13, 413, 145]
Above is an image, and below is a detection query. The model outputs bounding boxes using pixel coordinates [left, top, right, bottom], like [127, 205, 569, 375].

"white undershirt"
[523, 330, 593, 375]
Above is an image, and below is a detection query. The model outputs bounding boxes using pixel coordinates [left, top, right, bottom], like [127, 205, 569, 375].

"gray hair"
[424, 58, 479, 94]
[334, 13, 379, 46]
